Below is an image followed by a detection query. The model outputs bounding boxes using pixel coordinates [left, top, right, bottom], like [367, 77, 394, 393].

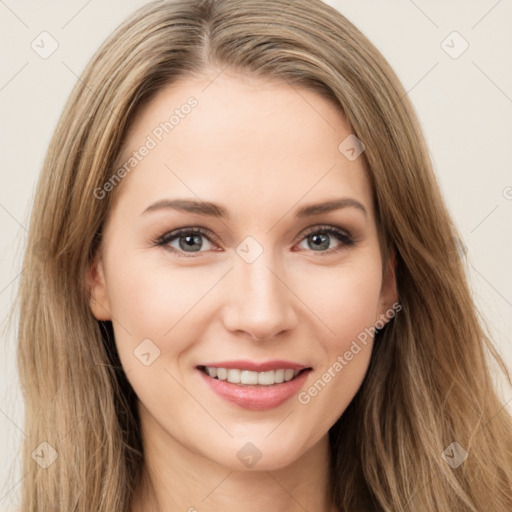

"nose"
[221, 251, 297, 341]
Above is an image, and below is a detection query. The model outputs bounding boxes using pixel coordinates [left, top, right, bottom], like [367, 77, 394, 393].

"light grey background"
[1, 1, 511, 508]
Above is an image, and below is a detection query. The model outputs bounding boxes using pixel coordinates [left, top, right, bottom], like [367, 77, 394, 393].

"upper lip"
[198, 360, 312, 372]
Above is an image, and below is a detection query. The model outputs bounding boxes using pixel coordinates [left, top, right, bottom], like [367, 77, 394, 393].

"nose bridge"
[223, 238, 296, 340]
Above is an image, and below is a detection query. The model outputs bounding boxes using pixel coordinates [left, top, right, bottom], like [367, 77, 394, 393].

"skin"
[87, 70, 397, 512]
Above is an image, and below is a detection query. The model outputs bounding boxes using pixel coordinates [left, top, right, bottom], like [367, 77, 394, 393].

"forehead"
[110, 73, 374, 221]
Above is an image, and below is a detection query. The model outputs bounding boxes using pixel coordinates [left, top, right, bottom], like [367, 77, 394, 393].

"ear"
[376, 249, 399, 325]
[85, 250, 112, 321]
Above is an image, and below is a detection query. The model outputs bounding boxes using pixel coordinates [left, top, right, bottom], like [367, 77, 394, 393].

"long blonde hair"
[14, 0, 512, 510]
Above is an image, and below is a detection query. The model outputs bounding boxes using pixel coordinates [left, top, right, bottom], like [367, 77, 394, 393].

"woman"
[15, 0, 512, 510]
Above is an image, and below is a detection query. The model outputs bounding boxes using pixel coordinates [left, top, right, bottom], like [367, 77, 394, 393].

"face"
[88, 71, 397, 471]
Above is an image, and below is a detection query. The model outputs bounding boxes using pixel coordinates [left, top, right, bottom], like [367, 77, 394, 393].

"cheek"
[104, 253, 223, 357]
[297, 255, 383, 340]
[292, 257, 382, 423]
[107, 246, 383, 352]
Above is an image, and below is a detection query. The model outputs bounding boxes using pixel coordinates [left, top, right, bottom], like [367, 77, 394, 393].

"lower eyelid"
[158, 229, 216, 252]
[156, 226, 354, 254]
[296, 229, 354, 251]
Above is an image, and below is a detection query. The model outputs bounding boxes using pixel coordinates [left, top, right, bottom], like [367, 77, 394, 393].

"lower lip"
[198, 369, 311, 411]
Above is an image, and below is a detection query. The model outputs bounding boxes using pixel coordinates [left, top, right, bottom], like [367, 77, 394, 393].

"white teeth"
[258, 371, 275, 385]
[240, 370, 259, 385]
[284, 369, 295, 382]
[227, 368, 241, 383]
[203, 366, 302, 386]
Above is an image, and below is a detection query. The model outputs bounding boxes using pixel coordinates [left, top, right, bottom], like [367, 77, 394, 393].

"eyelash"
[152, 225, 355, 257]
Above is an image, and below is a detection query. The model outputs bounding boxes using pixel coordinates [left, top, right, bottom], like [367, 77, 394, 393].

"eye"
[153, 224, 355, 257]
[154, 227, 217, 256]
[295, 225, 355, 254]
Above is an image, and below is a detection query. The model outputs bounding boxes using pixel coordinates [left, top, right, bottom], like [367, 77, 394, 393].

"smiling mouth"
[197, 365, 312, 386]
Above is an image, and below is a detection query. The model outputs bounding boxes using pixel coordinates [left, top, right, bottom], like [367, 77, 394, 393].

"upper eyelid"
[300, 224, 352, 238]
[157, 224, 353, 248]
[159, 226, 218, 244]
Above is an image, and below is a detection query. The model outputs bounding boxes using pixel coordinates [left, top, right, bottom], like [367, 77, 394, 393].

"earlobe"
[85, 252, 112, 321]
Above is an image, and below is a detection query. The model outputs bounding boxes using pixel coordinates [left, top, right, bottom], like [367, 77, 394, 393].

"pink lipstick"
[196, 360, 312, 411]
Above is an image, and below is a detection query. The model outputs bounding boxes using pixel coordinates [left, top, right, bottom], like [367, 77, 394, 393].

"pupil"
[310, 233, 329, 250]
[180, 234, 202, 251]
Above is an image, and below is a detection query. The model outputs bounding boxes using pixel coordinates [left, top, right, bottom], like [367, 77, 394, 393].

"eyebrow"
[141, 197, 367, 219]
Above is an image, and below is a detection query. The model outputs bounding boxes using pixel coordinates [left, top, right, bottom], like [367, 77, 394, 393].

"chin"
[204, 434, 313, 472]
